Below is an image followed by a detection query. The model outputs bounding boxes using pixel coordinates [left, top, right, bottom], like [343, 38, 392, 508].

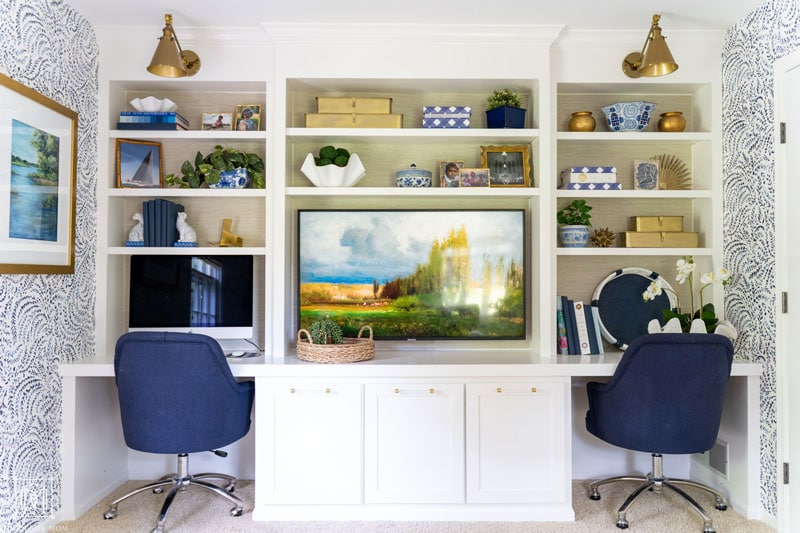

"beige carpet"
[54, 479, 774, 532]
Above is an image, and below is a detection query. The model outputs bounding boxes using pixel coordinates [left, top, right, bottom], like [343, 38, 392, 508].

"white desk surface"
[60, 350, 762, 379]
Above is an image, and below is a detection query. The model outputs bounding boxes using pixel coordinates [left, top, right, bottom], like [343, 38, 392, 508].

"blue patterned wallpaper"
[0, 0, 97, 530]
[722, 0, 800, 517]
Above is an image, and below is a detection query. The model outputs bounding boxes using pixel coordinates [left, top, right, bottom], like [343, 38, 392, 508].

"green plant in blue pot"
[557, 199, 592, 247]
[486, 88, 527, 129]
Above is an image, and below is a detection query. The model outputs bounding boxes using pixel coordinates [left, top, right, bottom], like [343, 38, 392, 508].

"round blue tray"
[591, 267, 677, 350]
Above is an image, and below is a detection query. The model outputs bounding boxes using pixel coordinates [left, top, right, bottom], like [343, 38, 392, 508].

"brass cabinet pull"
[289, 388, 295, 394]
[394, 388, 400, 394]
[497, 387, 502, 393]
[429, 388, 435, 394]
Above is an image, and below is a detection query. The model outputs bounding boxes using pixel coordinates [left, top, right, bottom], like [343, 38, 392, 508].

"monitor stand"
[216, 338, 258, 355]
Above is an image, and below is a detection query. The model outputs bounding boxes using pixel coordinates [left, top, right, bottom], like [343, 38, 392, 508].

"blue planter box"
[486, 106, 526, 129]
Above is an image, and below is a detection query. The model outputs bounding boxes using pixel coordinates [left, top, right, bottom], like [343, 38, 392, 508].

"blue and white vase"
[559, 225, 590, 247]
[210, 167, 250, 189]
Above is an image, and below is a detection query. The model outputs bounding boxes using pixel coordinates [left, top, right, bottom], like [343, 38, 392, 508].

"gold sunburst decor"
[652, 153, 691, 190]
[590, 227, 616, 248]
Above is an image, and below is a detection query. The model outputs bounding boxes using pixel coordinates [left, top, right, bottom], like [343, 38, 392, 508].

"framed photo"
[116, 139, 163, 188]
[479, 145, 532, 187]
[202, 112, 233, 131]
[633, 159, 660, 190]
[440, 160, 463, 188]
[298, 209, 526, 340]
[235, 104, 261, 131]
[459, 168, 490, 187]
[0, 73, 78, 274]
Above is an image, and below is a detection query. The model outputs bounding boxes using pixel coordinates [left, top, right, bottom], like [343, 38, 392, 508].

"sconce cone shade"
[622, 14, 679, 79]
[146, 15, 201, 78]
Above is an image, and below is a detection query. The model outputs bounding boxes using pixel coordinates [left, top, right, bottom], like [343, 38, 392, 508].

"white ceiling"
[68, 0, 766, 31]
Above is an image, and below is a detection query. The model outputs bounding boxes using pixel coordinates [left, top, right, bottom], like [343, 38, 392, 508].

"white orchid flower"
[675, 258, 695, 284]
[642, 279, 663, 302]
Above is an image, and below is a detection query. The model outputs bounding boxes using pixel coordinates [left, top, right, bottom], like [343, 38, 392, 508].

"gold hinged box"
[305, 113, 403, 128]
[316, 97, 393, 114]
[623, 231, 699, 248]
[630, 216, 684, 232]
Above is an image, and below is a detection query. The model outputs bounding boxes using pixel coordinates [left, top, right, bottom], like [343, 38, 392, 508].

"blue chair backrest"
[114, 331, 254, 454]
[586, 333, 734, 454]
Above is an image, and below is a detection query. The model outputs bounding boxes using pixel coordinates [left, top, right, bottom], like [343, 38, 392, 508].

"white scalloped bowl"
[300, 153, 365, 187]
[129, 96, 177, 113]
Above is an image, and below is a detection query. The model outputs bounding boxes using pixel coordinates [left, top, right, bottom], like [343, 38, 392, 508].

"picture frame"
[116, 139, 163, 188]
[1, 73, 78, 274]
[479, 145, 532, 187]
[201, 112, 233, 131]
[633, 159, 660, 190]
[440, 160, 464, 188]
[298, 209, 526, 340]
[459, 167, 490, 187]
[234, 104, 261, 131]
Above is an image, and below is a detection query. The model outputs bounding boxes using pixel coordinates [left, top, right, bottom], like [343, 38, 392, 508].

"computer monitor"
[128, 255, 254, 342]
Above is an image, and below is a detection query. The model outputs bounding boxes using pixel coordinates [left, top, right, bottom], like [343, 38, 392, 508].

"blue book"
[561, 295, 578, 355]
[116, 122, 187, 131]
[142, 200, 156, 246]
[556, 298, 569, 355]
[584, 304, 599, 355]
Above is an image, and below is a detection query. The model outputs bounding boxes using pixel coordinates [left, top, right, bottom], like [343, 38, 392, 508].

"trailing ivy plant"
[165, 145, 265, 189]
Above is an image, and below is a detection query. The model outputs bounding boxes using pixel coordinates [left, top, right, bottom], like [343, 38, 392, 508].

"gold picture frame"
[116, 139, 163, 188]
[0, 73, 78, 274]
[479, 144, 532, 187]
[235, 104, 261, 131]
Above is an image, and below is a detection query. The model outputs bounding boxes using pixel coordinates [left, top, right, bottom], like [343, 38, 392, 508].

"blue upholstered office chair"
[585, 333, 734, 533]
[103, 331, 255, 533]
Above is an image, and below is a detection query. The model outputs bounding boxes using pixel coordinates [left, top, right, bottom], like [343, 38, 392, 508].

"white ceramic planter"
[559, 225, 590, 247]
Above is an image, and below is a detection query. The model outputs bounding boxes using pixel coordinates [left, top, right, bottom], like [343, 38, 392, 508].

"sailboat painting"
[116, 139, 163, 188]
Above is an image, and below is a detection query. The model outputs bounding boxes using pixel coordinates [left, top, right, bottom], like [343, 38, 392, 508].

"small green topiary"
[315, 146, 351, 167]
[308, 316, 343, 344]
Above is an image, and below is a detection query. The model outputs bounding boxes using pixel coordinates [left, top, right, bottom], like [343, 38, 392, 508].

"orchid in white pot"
[642, 256, 736, 337]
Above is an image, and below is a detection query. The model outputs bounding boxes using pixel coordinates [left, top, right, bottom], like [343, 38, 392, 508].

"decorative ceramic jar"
[657, 111, 686, 132]
[600, 101, 656, 132]
[395, 164, 432, 187]
[210, 167, 250, 189]
[568, 111, 596, 132]
[559, 225, 591, 247]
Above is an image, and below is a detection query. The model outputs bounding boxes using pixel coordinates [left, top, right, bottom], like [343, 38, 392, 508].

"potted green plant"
[164, 145, 265, 189]
[486, 88, 526, 129]
[557, 199, 592, 247]
[296, 315, 374, 363]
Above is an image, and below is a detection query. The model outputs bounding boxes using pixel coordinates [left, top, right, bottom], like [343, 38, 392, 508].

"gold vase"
[568, 111, 596, 132]
[657, 111, 686, 132]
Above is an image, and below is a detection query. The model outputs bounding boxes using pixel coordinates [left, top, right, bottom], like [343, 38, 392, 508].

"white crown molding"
[262, 22, 565, 46]
[554, 27, 725, 49]
[93, 25, 270, 46]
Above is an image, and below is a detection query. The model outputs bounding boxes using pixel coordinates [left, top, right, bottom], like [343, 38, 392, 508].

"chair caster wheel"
[151, 526, 164, 533]
[230, 507, 243, 517]
[103, 508, 117, 520]
[703, 526, 716, 533]
[589, 490, 601, 500]
[153, 487, 163, 494]
[616, 519, 629, 529]
[716, 503, 728, 511]
[225, 482, 235, 492]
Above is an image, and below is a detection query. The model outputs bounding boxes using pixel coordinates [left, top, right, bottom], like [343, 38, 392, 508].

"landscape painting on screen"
[298, 209, 526, 340]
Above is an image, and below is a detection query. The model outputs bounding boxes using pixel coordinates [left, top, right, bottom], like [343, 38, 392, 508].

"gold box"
[630, 216, 684, 232]
[305, 113, 403, 128]
[316, 96, 393, 114]
[623, 231, 699, 248]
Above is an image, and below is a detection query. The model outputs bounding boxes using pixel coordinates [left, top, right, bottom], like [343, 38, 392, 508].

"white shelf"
[286, 187, 540, 198]
[109, 130, 268, 141]
[286, 128, 539, 144]
[108, 188, 267, 198]
[556, 247, 713, 256]
[556, 131, 711, 142]
[556, 189, 711, 199]
[108, 246, 266, 256]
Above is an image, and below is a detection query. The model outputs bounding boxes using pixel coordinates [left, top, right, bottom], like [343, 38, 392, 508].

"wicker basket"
[296, 325, 375, 363]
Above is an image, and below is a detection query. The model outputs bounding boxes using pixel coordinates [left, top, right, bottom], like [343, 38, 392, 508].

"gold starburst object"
[591, 227, 616, 248]
[651, 153, 692, 190]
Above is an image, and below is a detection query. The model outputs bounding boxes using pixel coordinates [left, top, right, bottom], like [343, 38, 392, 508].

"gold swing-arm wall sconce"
[622, 14, 678, 78]
[147, 14, 201, 78]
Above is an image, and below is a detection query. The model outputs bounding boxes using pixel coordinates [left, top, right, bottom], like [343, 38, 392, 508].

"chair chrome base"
[103, 452, 243, 533]
[588, 453, 727, 533]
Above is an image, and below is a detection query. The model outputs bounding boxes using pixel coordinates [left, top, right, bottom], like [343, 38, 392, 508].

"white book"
[572, 301, 592, 355]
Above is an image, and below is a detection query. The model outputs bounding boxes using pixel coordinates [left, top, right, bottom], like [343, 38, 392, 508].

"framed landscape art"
[0, 73, 78, 274]
[298, 209, 526, 340]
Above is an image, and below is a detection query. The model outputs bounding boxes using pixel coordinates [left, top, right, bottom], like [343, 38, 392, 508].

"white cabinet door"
[465, 380, 568, 503]
[364, 383, 464, 503]
[258, 382, 362, 504]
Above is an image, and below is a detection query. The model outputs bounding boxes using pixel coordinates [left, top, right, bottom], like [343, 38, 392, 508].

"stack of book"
[559, 166, 621, 190]
[557, 296, 604, 355]
[117, 111, 189, 131]
[142, 199, 184, 246]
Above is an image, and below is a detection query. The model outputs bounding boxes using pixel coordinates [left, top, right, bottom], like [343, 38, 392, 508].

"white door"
[257, 382, 363, 504]
[774, 49, 800, 532]
[465, 381, 568, 503]
[364, 383, 464, 503]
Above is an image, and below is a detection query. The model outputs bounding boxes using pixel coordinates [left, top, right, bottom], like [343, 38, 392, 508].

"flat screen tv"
[129, 255, 254, 340]
[298, 209, 526, 340]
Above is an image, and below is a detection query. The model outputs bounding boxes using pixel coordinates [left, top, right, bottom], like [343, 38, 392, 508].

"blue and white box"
[563, 182, 623, 191]
[567, 166, 617, 183]
[422, 106, 472, 128]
